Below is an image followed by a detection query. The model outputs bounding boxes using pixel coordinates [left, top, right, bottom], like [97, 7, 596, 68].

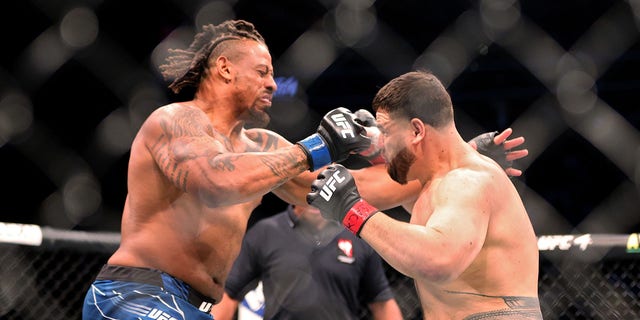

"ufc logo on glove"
[320, 171, 346, 200]
[308, 164, 379, 236]
[330, 113, 355, 138]
[297, 107, 369, 171]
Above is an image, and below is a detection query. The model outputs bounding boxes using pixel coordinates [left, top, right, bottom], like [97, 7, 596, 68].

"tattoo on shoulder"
[149, 108, 219, 191]
[165, 107, 212, 137]
[151, 133, 193, 191]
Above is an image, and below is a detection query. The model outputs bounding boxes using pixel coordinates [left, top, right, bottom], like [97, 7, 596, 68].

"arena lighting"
[274, 76, 299, 97]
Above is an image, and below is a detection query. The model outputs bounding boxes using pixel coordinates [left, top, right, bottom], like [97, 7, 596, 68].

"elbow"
[413, 255, 463, 284]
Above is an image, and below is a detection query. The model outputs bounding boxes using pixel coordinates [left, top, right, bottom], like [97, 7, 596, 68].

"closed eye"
[258, 66, 273, 77]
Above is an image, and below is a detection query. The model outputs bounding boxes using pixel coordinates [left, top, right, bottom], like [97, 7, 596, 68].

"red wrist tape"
[342, 199, 379, 236]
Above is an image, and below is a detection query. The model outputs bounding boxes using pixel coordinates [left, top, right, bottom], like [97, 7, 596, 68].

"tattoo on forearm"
[206, 150, 301, 186]
[259, 152, 303, 185]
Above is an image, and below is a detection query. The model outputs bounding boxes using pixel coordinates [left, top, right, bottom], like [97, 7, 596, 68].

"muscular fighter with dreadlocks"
[82, 20, 528, 319]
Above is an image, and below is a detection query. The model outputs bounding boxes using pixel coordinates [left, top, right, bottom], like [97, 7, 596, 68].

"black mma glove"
[306, 164, 379, 236]
[353, 108, 376, 127]
[470, 131, 512, 169]
[352, 109, 385, 165]
[297, 108, 372, 171]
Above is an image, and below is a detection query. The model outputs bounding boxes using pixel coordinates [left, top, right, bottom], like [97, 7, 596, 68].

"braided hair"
[160, 20, 266, 94]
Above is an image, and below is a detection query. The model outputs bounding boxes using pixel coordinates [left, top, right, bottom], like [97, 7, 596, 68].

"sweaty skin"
[357, 109, 541, 319]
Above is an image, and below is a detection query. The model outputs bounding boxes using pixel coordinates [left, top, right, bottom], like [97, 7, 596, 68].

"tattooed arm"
[243, 127, 318, 206]
[140, 104, 310, 208]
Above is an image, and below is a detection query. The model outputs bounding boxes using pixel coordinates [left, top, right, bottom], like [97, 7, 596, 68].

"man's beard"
[245, 107, 270, 128]
[387, 147, 416, 185]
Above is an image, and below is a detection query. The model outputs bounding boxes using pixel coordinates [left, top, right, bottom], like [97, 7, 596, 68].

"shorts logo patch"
[147, 308, 178, 320]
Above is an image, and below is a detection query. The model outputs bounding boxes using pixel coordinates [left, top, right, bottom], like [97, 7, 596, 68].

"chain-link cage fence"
[0, 245, 104, 319]
[0, 224, 119, 319]
[539, 257, 640, 319]
[1, 224, 639, 320]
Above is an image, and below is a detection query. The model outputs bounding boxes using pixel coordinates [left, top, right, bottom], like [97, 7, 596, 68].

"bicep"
[141, 108, 226, 190]
[427, 175, 490, 268]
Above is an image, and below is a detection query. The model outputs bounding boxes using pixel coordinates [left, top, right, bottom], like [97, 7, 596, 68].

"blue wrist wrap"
[298, 133, 332, 171]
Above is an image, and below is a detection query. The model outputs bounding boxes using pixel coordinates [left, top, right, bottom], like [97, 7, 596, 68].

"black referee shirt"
[225, 206, 395, 320]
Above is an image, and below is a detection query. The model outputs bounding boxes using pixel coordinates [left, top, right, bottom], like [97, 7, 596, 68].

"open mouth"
[260, 95, 272, 106]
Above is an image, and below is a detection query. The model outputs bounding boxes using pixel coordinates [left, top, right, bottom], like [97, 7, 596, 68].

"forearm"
[351, 164, 421, 210]
[272, 169, 319, 206]
[187, 145, 310, 207]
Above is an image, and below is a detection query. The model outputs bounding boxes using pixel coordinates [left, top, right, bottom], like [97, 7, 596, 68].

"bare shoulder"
[142, 103, 213, 136]
[243, 127, 293, 152]
[435, 163, 504, 205]
[440, 166, 490, 190]
[136, 103, 229, 160]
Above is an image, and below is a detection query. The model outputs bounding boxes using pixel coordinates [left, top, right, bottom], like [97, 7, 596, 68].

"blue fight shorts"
[82, 265, 216, 320]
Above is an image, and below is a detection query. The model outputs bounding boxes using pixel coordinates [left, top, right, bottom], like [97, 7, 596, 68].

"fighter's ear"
[410, 118, 425, 141]
[214, 56, 233, 83]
